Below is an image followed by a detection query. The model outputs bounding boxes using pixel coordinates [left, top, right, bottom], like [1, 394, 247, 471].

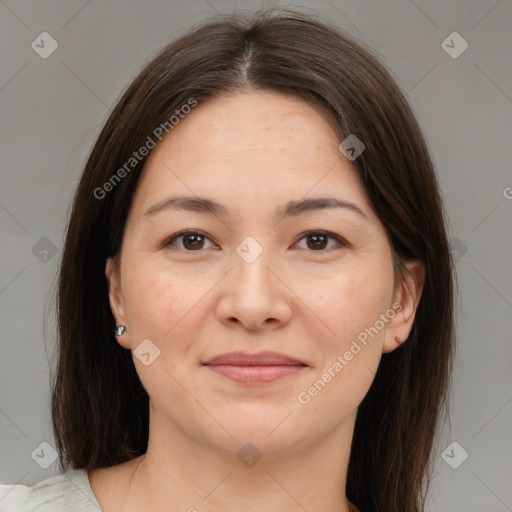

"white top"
[0, 468, 102, 511]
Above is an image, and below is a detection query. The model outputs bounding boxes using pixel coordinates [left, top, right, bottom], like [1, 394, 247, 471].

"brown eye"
[164, 230, 346, 253]
[295, 231, 346, 252]
[165, 231, 216, 251]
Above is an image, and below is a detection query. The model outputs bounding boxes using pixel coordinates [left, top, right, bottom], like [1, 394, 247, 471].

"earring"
[115, 325, 127, 336]
[395, 336, 403, 344]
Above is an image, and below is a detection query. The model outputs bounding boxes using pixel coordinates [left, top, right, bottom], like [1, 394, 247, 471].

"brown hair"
[51, 9, 457, 512]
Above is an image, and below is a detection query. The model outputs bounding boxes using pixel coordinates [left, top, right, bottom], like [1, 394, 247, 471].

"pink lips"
[202, 351, 307, 384]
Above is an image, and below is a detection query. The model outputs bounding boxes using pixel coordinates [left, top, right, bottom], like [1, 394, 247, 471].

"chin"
[209, 415, 305, 453]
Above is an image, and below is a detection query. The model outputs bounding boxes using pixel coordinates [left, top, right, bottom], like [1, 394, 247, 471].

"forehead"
[129, 91, 371, 219]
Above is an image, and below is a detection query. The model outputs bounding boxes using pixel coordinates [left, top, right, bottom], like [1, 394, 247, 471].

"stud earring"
[395, 336, 403, 344]
[115, 325, 127, 336]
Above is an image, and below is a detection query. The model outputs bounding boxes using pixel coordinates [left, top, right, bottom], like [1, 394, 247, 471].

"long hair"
[51, 9, 456, 511]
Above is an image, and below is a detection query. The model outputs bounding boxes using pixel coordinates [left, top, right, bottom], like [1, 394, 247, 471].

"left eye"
[164, 230, 346, 252]
[295, 231, 346, 251]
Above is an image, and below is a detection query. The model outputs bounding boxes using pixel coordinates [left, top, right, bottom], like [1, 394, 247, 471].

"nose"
[216, 245, 293, 332]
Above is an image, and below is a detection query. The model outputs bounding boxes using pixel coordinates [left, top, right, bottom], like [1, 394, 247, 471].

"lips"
[202, 351, 306, 367]
[202, 351, 307, 384]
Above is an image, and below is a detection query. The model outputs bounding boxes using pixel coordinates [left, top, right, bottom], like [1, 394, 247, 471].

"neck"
[121, 405, 358, 512]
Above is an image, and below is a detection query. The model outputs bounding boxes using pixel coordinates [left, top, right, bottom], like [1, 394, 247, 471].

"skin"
[88, 91, 425, 512]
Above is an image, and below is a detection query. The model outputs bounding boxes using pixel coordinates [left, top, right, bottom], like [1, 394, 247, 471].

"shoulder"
[0, 468, 102, 512]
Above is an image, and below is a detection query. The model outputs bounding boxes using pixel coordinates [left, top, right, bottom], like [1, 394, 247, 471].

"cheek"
[321, 263, 391, 338]
[121, 260, 185, 344]
[121, 259, 211, 368]
[306, 261, 392, 403]
[120, 265, 198, 395]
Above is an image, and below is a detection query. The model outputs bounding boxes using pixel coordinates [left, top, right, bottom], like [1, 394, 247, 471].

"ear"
[106, 257, 129, 348]
[382, 259, 425, 354]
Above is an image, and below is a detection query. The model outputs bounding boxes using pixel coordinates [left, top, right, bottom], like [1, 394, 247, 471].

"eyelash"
[163, 230, 348, 253]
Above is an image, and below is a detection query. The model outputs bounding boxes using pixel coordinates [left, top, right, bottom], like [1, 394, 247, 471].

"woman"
[0, 8, 456, 512]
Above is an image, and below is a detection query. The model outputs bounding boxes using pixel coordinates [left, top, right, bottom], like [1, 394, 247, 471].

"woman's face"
[107, 91, 421, 458]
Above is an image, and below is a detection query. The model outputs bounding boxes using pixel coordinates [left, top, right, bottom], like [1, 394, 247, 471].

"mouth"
[202, 351, 308, 384]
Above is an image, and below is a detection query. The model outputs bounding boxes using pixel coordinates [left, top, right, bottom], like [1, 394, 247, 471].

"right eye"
[164, 230, 218, 251]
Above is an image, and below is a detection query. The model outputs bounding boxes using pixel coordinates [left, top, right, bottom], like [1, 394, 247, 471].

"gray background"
[1, 1, 511, 511]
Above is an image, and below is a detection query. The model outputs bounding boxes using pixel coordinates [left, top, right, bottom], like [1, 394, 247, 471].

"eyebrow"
[144, 195, 368, 220]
